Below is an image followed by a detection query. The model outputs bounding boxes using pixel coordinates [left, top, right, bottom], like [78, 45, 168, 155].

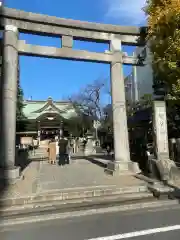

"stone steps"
[1, 192, 155, 221]
[0, 184, 153, 219]
[1, 184, 149, 207]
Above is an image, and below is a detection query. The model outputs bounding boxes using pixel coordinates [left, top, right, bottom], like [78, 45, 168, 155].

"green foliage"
[67, 114, 93, 137]
[144, 0, 180, 99]
[16, 84, 25, 121]
[127, 94, 153, 117]
[101, 104, 113, 130]
[16, 82, 27, 132]
[143, 0, 180, 134]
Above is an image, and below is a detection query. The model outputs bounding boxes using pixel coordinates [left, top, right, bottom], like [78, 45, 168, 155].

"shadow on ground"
[15, 149, 32, 172]
[16, 148, 46, 171]
[57, 153, 70, 166]
[84, 154, 112, 168]
[165, 167, 180, 201]
[0, 148, 41, 218]
[71, 153, 112, 168]
[156, 181, 180, 204]
[167, 184, 180, 200]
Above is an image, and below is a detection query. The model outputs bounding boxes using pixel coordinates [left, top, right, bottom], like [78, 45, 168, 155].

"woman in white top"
[55, 136, 59, 158]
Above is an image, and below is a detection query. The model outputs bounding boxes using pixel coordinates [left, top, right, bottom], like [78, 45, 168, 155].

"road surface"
[1, 204, 180, 240]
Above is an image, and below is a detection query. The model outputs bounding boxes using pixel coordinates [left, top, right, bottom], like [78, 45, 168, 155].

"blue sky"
[5, 0, 146, 102]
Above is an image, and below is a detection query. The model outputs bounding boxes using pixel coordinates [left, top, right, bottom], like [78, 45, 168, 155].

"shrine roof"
[23, 97, 76, 120]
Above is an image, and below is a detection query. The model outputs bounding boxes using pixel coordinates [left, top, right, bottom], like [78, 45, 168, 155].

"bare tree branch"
[67, 78, 109, 121]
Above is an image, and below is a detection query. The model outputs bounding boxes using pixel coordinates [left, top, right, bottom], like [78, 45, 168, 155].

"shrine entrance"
[0, 6, 149, 175]
[37, 112, 62, 142]
[40, 128, 59, 141]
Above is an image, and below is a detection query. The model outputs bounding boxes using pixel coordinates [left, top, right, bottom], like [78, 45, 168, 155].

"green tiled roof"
[23, 98, 77, 120]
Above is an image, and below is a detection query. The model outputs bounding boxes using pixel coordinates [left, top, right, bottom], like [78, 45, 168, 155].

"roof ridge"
[24, 100, 70, 104]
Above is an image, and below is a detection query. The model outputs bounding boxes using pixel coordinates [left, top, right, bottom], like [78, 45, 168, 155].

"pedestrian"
[68, 137, 74, 162]
[58, 137, 68, 166]
[47, 138, 56, 164]
[82, 137, 87, 153]
[106, 143, 111, 155]
[56, 138, 59, 157]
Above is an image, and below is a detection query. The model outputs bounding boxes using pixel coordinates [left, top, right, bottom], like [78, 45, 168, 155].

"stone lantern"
[84, 130, 96, 156]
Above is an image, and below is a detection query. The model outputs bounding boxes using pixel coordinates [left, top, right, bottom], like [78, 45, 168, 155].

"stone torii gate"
[0, 6, 152, 179]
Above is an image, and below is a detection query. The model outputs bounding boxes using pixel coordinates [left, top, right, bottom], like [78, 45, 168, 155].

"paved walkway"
[36, 160, 143, 194]
[3, 157, 146, 199]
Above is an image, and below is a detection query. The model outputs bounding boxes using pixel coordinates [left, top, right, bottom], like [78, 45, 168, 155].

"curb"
[1, 199, 179, 228]
[1, 185, 148, 207]
[135, 174, 159, 184]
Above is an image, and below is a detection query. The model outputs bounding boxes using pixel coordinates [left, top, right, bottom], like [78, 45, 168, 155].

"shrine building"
[17, 97, 77, 141]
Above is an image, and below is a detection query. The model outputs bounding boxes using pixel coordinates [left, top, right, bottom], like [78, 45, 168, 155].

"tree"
[101, 103, 113, 131]
[67, 79, 110, 136]
[67, 114, 92, 137]
[127, 94, 153, 118]
[69, 79, 109, 121]
[16, 82, 26, 132]
[16, 84, 24, 121]
[144, 0, 180, 100]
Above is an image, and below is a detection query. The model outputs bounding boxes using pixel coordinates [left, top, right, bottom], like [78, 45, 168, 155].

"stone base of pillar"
[0, 166, 20, 184]
[105, 161, 141, 176]
[155, 157, 176, 181]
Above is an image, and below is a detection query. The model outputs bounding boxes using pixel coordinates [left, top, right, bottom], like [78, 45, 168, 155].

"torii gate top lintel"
[0, 7, 146, 41]
[0, 6, 147, 65]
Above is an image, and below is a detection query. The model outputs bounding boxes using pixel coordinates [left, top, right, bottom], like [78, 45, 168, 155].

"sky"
[5, 0, 147, 102]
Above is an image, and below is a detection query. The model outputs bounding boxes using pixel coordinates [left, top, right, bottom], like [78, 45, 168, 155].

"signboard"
[93, 120, 101, 129]
[33, 139, 38, 147]
[154, 102, 169, 154]
[20, 137, 33, 146]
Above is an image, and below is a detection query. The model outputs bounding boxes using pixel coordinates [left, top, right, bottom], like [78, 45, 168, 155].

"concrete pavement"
[3, 151, 177, 219]
[35, 160, 144, 193]
[2, 157, 148, 200]
[0, 155, 157, 220]
[1, 202, 180, 240]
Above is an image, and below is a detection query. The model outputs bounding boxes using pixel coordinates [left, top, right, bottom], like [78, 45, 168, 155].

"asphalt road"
[1, 204, 180, 240]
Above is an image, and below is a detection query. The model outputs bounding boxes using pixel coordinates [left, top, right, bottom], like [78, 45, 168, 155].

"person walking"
[47, 138, 56, 164]
[106, 142, 111, 155]
[58, 137, 68, 166]
[56, 138, 59, 158]
[68, 137, 74, 162]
